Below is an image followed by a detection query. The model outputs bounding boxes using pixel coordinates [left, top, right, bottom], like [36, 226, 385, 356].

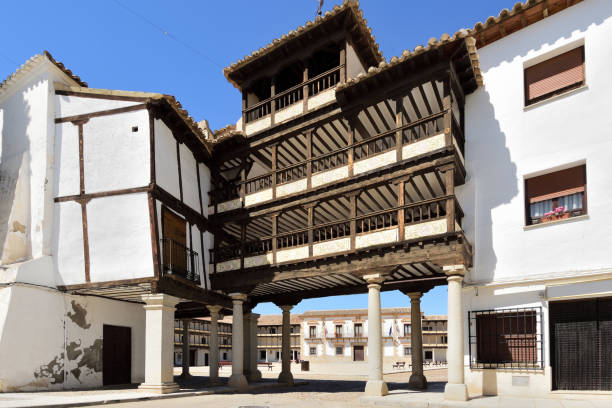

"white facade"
[0, 54, 214, 391]
[460, 0, 612, 396]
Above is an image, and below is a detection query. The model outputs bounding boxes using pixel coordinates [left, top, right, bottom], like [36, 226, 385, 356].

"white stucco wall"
[87, 193, 154, 282]
[154, 119, 180, 198]
[0, 66, 60, 266]
[81, 109, 150, 194]
[179, 143, 199, 212]
[54, 95, 141, 118]
[459, 0, 612, 285]
[0, 284, 145, 391]
[54, 201, 85, 285]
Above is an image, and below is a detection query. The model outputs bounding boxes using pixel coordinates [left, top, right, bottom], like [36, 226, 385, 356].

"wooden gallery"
[1, 0, 610, 400]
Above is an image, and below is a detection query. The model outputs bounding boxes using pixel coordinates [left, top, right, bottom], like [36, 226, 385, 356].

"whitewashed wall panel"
[198, 163, 211, 212]
[54, 201, 85, 285]
[54, 95, 142, 118]
[54, 122, 80, 197]
[203, 231, 213, 288]
[190, 224, 204, 286]
[83, 110, 150, 194]
[180, 143, 199, 212]
[87, 193, 154, 282]
[154, 119, 180, 197]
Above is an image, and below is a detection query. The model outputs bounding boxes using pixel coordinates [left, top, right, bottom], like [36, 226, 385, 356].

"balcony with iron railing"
[211, 196, 465, 273]
[211, 110, 464, 215]
[242, 65, 343, 136]
[160, 238, 201, 285]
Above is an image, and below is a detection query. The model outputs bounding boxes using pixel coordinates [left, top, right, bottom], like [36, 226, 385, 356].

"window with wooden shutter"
[525, 164, 587, 225]
[524, 46, 585, 105]
[162, 207, 188, 275]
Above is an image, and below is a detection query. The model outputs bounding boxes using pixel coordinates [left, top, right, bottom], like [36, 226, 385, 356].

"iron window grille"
[468, 307, 544, 370]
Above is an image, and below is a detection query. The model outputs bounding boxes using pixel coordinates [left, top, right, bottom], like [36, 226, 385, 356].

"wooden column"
[395, 96, 403, 162]
[240, 222, 247, 270]
[445, 169, 455, 233]
[339, 46, 346, 83]
[240, 158, 246, 206]
[271, 213, 279, 264]
[241, 92, 247, 132]
[306, 130, 313, 189]
[271, 143, 277, 199]
[270, 78, 276, 126]
[349, 192, 358, 250]
[443, 76, 452, 147]
[397, 180, 405, 242]
[305, 202, 317, 257]
[347, 116, 355, 177]
[303, 65, 309, 112]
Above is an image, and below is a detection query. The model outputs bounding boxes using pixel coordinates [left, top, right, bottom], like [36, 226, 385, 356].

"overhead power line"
[111, 0, 221, 69]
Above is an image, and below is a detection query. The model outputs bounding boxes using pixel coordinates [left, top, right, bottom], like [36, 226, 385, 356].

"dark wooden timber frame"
[209, 35, 477, 305]
[53, 90, 224, 306]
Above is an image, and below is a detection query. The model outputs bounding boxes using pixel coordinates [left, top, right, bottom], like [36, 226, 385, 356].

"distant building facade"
[301, 308, 447, 365]
[257, 315, 301, 362]
[173, 317, 233, 367]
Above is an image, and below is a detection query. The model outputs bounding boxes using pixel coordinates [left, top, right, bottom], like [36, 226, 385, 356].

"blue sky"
[0, 0, 514, 315]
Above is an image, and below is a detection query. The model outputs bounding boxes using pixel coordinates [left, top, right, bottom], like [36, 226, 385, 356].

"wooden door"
[205, 352, 209, 367]
[550, 297, 612, 390]
[162, 207, 187, 276]
[189, 349, 196, 366]
[103, 325, 131, 386]
[353, 345, 364, 361]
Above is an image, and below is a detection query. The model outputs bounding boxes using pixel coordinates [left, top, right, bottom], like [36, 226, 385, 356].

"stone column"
[407, 292, 427, 389]
[206, 305, 223, 386]
[249, 313, 262, 382]
[278, 305, 294, 385]
[139, 294, 180, 394]
[180, 319, 191, 378]
[242, 312, 252, 380]
[364, 274, 388, 396]
[443, 265, 468, 401]
[228, 293, 248, 389]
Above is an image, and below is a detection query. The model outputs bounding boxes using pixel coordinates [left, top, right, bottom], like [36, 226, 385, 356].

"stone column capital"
[230, 293, 248, 302]
[363, 273, 386, 286]
[443, 264, 466, 277]
[406, 292, 423, 301]
[446, 274, 464, 284]
[280, 305, 294, 313]
[141, 294, 180, 311]
[206, 304, 223, 315]
[249, 313, 260, 322]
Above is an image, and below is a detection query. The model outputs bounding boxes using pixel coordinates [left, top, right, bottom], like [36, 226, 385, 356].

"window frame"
[335, 346, 343, 355]
[523, 45, 585, 106]
[524, 164, 587, 226]
[468, 307, 544, 370]
[309, 347, 317, 356]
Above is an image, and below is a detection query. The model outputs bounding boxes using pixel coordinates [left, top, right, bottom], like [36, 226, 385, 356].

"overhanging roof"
[223, 0, 383, 90]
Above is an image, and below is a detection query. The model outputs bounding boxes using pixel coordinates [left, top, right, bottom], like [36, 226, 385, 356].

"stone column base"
[408, 373, 428, 389]
[138, 382, 180, 394]
[207, 377, 224, 387]
[228, 373, 248, 389]
[364, 380, 388, 396]
[249, 369, 262, 382]
[444, 383, 468, 401]
[278, 371, 294, 385]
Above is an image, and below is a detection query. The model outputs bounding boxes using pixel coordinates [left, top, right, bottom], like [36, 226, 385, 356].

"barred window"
[335, 346, 343, 355]
[310, 347, 317, 355]
[404, 347, 411, 356]
[469, 307, 543, 370]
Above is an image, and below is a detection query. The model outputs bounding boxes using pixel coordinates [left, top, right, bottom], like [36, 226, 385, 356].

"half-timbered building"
[1, 0, 610, 402]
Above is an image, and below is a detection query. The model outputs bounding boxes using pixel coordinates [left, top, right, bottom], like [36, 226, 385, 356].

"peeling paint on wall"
[33, 354, 64, 384]
[78, 339, 102, 372]
[66, 300, 91, 329]
[66, 340, 82, 360]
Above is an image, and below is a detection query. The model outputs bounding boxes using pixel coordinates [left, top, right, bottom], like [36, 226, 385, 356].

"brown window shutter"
[525, 46, 584, 103]
[525, 165, 586, 203]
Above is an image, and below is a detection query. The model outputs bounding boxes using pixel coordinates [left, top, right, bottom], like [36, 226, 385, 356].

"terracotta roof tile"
[223, 0, 383, 89]
[0, 51, 87, 98]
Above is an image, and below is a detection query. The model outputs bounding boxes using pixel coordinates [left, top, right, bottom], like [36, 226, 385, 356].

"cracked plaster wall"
[0, 284, 145, 392]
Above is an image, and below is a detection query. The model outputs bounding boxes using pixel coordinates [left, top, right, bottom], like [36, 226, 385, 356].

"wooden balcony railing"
[211, 196, 464, 266]
[160, 238, 201, 284]
[213, 110, 462, 206]
[244, 66, 343, 124]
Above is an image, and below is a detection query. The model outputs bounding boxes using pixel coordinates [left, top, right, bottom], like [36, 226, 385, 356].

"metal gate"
[549, 297, 612, 390]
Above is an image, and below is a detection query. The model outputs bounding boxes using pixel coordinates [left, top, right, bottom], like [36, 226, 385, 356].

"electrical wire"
[111, 0, 221, 68]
